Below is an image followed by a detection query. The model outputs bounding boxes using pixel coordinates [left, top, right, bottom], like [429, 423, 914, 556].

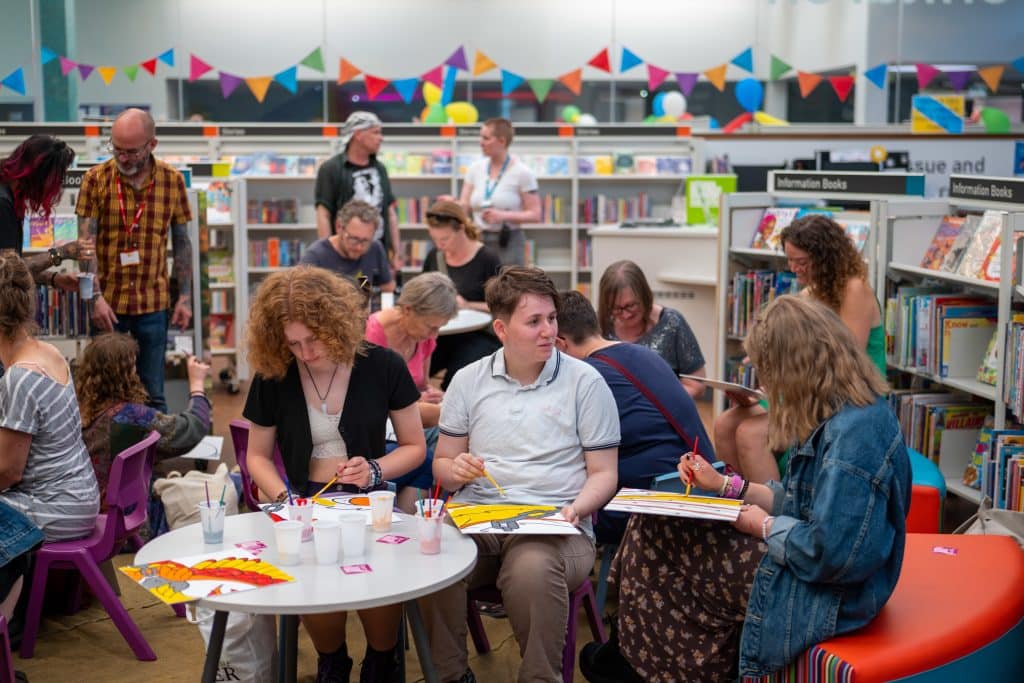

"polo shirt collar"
[490, 348, 561, 388]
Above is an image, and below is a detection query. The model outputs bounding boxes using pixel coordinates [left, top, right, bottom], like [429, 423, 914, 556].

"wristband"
[362, 458, 383, 491]
[274, 489, 290, 503]
[761, 515, 774, 541]
[723, 473, 744, 498]
[738, 479, 750, 501]
[718, 474, 729, 497]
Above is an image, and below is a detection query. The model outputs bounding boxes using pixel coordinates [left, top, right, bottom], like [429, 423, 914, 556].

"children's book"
[446, 503, 580, 535]
[685, 175, 737, 225]
[52, 215, 77, 243]
[940, 214, 980, 273]
[919, 216, 965, 270]
[604, 488, 743, 522]
[750, 207, 799, 250]
[955, 211, 1002, 279]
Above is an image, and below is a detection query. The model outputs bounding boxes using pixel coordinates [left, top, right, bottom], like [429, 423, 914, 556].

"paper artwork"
[604, 488, 743, 522]
[446, 503, 580, 535]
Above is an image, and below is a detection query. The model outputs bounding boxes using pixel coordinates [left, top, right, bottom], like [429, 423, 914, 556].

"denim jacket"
[739, 397, 911, 677]
[0, 500, 44, 567]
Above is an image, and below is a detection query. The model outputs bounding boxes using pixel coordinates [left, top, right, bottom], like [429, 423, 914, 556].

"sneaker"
[444, 669, 476, 683]
[315, 644, 353, 683]
[475, 601, 507, 618]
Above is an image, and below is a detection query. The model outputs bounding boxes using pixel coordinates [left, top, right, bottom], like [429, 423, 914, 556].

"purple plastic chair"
[19, 431, 160, 662]
[229, 419, 287, 511]
[1, 615, 14, 683]
[467, 580, 607, 683]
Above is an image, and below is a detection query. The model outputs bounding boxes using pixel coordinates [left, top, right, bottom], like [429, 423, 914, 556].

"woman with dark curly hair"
[241, 266, 425, 683]
[76, 332, 211, 501]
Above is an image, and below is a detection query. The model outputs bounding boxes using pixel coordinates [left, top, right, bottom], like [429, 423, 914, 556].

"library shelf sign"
[948, 175, 1024, 206]
[769, 170, 926, 196]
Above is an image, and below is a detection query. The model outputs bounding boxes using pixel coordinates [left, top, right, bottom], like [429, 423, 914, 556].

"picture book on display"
[955, 211, 1002, 280]
[604, 488, 743, 522]
[919, 216, 965, 270]
[685, 175, 737, 225]
[939, 215, 980, 272]
[750, 207, 799, 250]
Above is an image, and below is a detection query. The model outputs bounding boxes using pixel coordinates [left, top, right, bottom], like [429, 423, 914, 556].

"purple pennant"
[445, 46, 468, 71]
[675, 72, 698, 96]
[77, 64, 94, 81]
[219, 72, 244, 98]
[947, 70, 971, 91]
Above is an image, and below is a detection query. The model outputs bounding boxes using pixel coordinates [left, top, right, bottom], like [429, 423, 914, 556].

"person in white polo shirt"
[419, 266, 620, 683]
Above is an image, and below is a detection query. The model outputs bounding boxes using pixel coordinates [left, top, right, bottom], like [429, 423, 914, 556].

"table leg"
[280, 615, 299, 683]
[405, 600, 439, 683]
[201, 610, 228, 683]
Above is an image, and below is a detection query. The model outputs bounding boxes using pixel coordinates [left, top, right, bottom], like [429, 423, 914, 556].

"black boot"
[315, 642, 353, 683]
[359, 643, 401, 683]
[579, 628, 643, 683]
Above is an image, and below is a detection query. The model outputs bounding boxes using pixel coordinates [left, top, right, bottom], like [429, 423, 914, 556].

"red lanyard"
[115, 174, 154, 237]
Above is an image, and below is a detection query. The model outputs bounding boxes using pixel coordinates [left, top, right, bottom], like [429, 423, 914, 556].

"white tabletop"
[134, 512, 477, 615]
[439, 308, 492, 336]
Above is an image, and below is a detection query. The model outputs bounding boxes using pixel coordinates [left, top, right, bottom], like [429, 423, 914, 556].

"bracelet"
[362, 458, 383, 491]
[718, 474, 729, 496]
[738, 479, 750, 501]
[274, 489, 290, 503]
[724, 474, 745, 498]
[761, 515, 774, 541]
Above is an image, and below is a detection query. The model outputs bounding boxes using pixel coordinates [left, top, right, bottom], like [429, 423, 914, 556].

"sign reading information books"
[948, 175, 1024, 206]
[769, 171, 925, 197]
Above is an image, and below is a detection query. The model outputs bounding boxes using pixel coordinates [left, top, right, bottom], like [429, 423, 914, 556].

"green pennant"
[300, 47, 325, 72]
[123, 64, 139, 82]
[770, 55, 793, 81]
[527, 78, 554, 103]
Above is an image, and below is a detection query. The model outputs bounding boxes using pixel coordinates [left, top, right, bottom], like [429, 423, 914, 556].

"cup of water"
[338, 512, 367, 558]
[273, 520, 304, 565]
[77, 272, 94, 299]
[197, 501, 225, 545]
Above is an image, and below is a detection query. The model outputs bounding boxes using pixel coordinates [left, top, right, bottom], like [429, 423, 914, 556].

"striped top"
[0, 364, 99, 541]
[76, 157, 192, 315]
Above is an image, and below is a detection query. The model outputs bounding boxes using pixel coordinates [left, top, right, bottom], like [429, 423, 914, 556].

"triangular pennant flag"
[1, 68, 25, 96]
[300, 47, 324, 72]
[620, 47, 643, 73]
[587, 48, 611, 73]
[473, 50, 496, 77]
[647, 64, 670, 91]
[219, 72, 244, 98]
[274, 66, 298, 94]
[731, 47, 754, 73]
[864, 63, 888, 89]
[445, 46, 468, 71]
[500, 69, 525, 96]
[392, 77, 419, 104]
[828, 75, 854, 102]
[190, 54, 213, 81]
[441, 65, 457, 105]
[421, 66, 443, 87]
[140, 58, 158, 76]
[770, 55, 792, 80]
[97, 66, 118, 85]
[77, 64, 94, 81]
[977, 65, 1004, 93]
[364, 74, 391, 100]
[558, 68, 582, 96]
[157, 49, 174, 67]
[123, 64, 139, 82]
[527, 78, 554, 103]
[796, 70, 823, 98]
[59, 57, 76, 77]
[675, 72, 698, 96]
[338, 58, 361, 85]
[245, 76, 273, 103]
[40, 47, 57, 66]
[703, 64, 728, 92]
[915, 63, 940, 90]
[947, 70, 972, 91]
[1013, 57, 1024, 74]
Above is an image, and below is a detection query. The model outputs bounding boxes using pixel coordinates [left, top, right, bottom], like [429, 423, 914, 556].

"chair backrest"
[92, 430, 159, 560]
[229, 419, 287, 510]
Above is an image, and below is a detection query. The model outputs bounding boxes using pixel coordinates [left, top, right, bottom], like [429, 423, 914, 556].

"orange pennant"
[364, 74, 390, 100]
[703, 64, 728, 92]
[338, 58, 361, 85]
[828, 75, 854, 102]
[558, 68, 582, 96]
[97, 66, 118, 85]
[797, 71, 823, 98]
[977, 65, 1004, 93]
[473, 50, 496, 76]
[245, 76, 273, 103]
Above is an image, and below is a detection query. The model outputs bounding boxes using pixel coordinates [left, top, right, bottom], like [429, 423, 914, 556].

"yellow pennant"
[703, 64, 728, 92]
[977, 65, 1004, 94]
[473, 50, 497, 77]
[245, 76, 273, 103]
[97, 66, 118, 85]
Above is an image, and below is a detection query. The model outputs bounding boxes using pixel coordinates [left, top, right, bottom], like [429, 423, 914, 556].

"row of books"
[205, 181, 233, 224]
[20, 214, 78, 251]
[890, 389, 989, 471]
[35, 285, 90, 337]
[379, 150, 452, 176]
[230, 154, 319, 177]
[749, 207, 870, 254]
[539, 194, 570, 224]
[577, 239, 592, 268]
[209, 291, 232, 314]
[246, 198, 300, 224]
[377, 152, 693, 178]
[577, 194, 652, 225]
[726, 270, 798, 338]
[402, 240, 434, 269]
[1001, 315, 1024, 421]
[917, 211, 1005, 281]
[574, 282, 592, 298]
[725, 354, 759, 392]
[968, 422, 1024, 510]
[208, 313, 235, 350]
[395, 194, 570, 225]
[249, 239, 305, 268]
[208, 250, 234, 284]
[578, 154, 692, 177]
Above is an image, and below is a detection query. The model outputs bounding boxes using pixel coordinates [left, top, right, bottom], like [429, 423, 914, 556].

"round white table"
[134, 512, 477, 683]
[438, 308, 492, 336]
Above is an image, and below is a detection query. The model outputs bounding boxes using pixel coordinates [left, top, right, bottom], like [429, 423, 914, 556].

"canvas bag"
[188, 606, 277, 683]
[152, 463, 239, 531]
[953, 496, 1024, 549]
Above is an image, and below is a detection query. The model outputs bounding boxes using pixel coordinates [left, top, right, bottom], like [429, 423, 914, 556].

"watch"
[47, 247, 63, 267]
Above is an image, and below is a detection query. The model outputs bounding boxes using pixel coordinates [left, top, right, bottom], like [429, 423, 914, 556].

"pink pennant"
[675, 72, 698, 97]
[77, 64, 94, 81]
[219, 72, 244, 98]
[190, 54, 213, 82]
[421, 65, 444, 88]
[647, 64, 670, 91]
[59, 56, 77, 77]
[915, 63, 940, 90]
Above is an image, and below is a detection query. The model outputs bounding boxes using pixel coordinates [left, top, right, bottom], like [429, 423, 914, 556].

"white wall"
[0, 0, 34, 105]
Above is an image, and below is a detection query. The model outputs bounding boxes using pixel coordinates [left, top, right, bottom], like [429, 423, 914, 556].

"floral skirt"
[611, 513, 766, 682]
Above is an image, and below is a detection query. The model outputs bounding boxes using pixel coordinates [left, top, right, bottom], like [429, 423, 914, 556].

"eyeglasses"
[610, 301, 641, 316]
[105, 139, 152, 158]
[341, 231, 373, 248]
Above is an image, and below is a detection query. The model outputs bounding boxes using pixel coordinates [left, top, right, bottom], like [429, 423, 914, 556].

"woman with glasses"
[598, 260, 707, 400]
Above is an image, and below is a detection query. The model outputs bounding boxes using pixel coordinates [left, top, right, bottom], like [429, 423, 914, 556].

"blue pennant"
[731, 47, 753, 73]
[1012, 57, 1024, 74]
[2, 68, 26, 96]
[40, 47, 57, 66]
[273, 66, 298, 94]
[392, 77, 419, 104]
[158, 49, 175, 67]
[620, 47, 643, 73]
[500, 69, 524, 96]
[864, 63, 888, 89]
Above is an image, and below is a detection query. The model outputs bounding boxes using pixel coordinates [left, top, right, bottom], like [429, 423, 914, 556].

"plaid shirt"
[76, 157, 191, 315]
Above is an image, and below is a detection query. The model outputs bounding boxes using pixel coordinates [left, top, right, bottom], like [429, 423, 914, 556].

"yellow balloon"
[753, 111, 789, 126]
[423, 82, 442, 106]
[656, 114, 676, 123]
[444, 101, 479, 125]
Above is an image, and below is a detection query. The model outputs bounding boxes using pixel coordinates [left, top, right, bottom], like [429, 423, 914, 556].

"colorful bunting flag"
[445, 46, 468, 71]
[915, 63, 940, 90]
[274, 66, 298, 94]
[977, 65, 1004, 93]
[647, 64, 669, 91]
[140, 58, 158, 76]
[473, 51, 496, 76]
[59, 57, 76, 77]
[157, 49, 174, 67]
[1, 68, 26, 96]
[245, 76, 272, 103]
[703, 64, 728, 92]
[558, 68, 582, 96]
[731, 47, 753, 73]
[828, 75, 854, 102]
[300, 47, 324, 72]
[123, 64, 139, 82]
[97, 66, 118, 85]
[1013, 57, 1024, 74]
[441, 65, 457, 105]
[864, 63, 888, 89]
[219, 72, 244, 98]
[797, 71, 823, 98]
[500, 69, 525, 95]
[77, 64, 94, 81]
[338, 59, 361, 84]
[947, 71, 971, 91]
[40, 47, 57, 66]
[620, 47, 643, 73]
[527, 78, 554, 103]
[770, 55, 792, 80]
[587, 48, 611, 73]
[190, 54, 213, 81]
[675, 72, 698, 96]
[364, 74, 391, 100]
[421, 66, 444, 87]
[392, 77, 419, 103]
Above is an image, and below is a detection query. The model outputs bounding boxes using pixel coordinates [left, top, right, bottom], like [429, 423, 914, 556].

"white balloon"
[576, 113, 598, 125]
[662, 91, 687, 118]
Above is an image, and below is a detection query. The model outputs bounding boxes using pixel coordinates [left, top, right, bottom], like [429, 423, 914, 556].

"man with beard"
[76, 108, 193, 412]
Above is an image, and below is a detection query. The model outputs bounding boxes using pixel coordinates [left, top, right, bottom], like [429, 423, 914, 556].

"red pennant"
[828, 75, 854, 102]
[364, 74, 390, 100]
[421, 66, 444, 88]
[587, 48, 611, 73]
[140, 58, 158, 76]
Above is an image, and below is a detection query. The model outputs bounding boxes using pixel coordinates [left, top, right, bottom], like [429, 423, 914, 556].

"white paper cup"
[368, 490, 395, 532]
[77, 272, 94, 299]
[416, 515, 444, 555]
[313, 519, 341, 565]
[197, 501, 226, 544]
[288, 501, 314, 542]
[338, 512, 367, 558]
[273, 520, 303, 565]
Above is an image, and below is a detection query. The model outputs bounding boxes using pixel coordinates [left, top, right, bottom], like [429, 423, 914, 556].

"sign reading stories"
[948, 175, 1024, 205]
[770, 171, 925, 196]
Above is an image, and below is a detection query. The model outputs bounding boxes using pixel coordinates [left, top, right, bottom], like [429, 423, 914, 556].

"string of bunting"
[38, 46, 175, 85]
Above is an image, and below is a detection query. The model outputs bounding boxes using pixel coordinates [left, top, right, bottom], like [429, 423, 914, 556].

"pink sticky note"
[376, 535, 410, 545]
[932, 545, 958, 556]
[341, 563, 373, 574]
[235, 540, 267, 554]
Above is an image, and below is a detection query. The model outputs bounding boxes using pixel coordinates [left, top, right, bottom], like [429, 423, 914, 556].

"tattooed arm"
[170, 221, 193, 329]
[78, 215, 117, 331]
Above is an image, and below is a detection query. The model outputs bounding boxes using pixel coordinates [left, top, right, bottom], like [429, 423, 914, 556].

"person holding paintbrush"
[580, 296, 911, 683]
[241, 266, 426, 683]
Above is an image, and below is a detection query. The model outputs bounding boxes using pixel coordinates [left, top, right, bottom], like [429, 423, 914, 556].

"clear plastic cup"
[77, 272, 94, 299]
[197, 501, 226, 544]
[416, 515, 444, 555]
[337, 512, 367, 558]
[415, 498, 445, 519]
[288, 501, 314, 542]
[273, 520, 303, 565]
[368, 490, 396, 532]
[312, 519, 341, 565]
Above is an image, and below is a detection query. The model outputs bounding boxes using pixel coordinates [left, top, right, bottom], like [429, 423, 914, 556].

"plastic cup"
[415, 498, 445, 519]
[288, 501, 314, 542]
[77, 272, 94, 299]
[273, 520, 303, 565]
[416, 515, 444, 555]
[368, 491, 396, 532]
[338, 512, 367, 558]
[313, 519, 341, 565]
[197, 501, 225, 544]
[380, 292, 395, 310]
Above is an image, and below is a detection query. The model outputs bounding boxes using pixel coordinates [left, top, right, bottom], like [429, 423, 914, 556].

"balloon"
[980, 107, 1011, 134]
[753, 111, 789, 126]
[722, 111, 753, 134]
[735, 78, 764, 113]
[680, 112, 694, 121]
[561, 105, 581, 123]
[708, 117, 720, 130]
[661, 91, 687, 118]
[657, 114, 677, 123]
[575, 113, 597, 125]
[444, 101, 479, 125]
[422, 103, 447, 124]
[652, 92, 667, 117]
[644, 114, 657, 123]
[422, 82, 441, 105]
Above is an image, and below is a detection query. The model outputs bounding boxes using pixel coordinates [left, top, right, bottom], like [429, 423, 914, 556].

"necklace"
[303, 362, 340, 414]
